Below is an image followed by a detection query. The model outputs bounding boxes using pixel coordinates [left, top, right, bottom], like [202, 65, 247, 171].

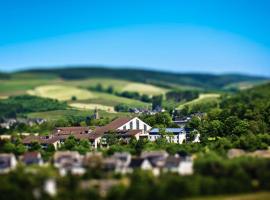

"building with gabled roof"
[0, 153, 17, 173]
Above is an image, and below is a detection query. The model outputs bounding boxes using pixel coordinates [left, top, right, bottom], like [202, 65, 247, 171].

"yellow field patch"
[69, 103, 115, 113]
[121, 83, 167, 95]
[27, 85, 95, 101]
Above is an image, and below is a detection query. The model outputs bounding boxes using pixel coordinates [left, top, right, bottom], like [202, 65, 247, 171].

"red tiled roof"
[22, 152, 40, 161]
[90, 117, 134, 139]
[22, 136, 59, 144]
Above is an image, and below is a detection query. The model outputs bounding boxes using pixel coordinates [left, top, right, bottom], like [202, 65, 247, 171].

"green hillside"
[16, 67, 268, 90]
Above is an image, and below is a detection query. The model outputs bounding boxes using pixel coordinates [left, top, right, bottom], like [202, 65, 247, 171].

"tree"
[30, 141, 41, 151]
[15, 144, 27, 155]
[3, 141, 15, 153]
[107, 85, 114, 94]
[187, 117, 201, 129]
[105, 131, 119, 146]
[71, 96, 77, 101]
[152, 95, 163, 110]
[64, 136, 77, 150]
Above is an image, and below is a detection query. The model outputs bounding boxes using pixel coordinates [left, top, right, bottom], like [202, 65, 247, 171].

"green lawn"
[177, 93, 221, 110]
[27, 109, 134, 121]
[186, 192, 270, 200]
[64, 78, 167, 95]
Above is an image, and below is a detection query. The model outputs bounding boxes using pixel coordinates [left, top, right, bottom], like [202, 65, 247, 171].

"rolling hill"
[14, 67, 268, 90]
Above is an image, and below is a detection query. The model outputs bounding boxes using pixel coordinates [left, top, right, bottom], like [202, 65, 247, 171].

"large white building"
[149, 128, 188, 144]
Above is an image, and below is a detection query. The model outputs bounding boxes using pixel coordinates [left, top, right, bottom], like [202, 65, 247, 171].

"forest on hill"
[13, 67, 268, 90]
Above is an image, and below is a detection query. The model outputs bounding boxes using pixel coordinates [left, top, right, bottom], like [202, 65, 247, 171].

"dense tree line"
[0, 95, 67, 119]
[166, 90, 199, 103]
[89, 84, 152, 103]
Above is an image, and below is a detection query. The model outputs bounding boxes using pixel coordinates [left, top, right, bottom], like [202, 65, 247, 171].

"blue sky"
[0, 0, 270, 76]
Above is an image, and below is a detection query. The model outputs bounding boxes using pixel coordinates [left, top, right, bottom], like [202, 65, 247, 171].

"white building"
[0, 153, 17, 173]
[149, 128, 187, 144]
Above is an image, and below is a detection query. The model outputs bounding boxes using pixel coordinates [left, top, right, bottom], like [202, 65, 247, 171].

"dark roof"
[164, 156, 181, 168]
[129, 158, 148, 168]
[0, 154, 13, 169]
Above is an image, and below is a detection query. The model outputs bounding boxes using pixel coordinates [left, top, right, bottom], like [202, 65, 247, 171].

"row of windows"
[123, 120, 147, 131]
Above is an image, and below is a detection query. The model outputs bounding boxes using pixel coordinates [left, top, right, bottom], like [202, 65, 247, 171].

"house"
[163, 155, 193, 175]
[173, 117, 191, 128]
[91, 117, 152, 147]
[53, 126, 91, 135]
[53, 151, 85, 176]
[21, 152, 43, 166]
[112, 152, 131, 174]
[22, 135, 61, 149]
[0, 153, 17, 173]
[83, 152, 103, 168]
[149, 128, 187, 144]
[141, 151, 168, 168]
[0, 118, 17, 129]
[127, 158, 154, 173]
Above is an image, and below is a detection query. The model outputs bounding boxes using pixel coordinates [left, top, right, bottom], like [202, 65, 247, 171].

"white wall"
[149, 133, 186, 144]
[118, 117, 151, 131]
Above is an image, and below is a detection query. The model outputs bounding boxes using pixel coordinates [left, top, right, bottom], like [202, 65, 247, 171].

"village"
[0, 110, 199, 174]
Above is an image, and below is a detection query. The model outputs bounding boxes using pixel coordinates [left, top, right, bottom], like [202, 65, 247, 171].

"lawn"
[177, 93, 221, 110]
[75, 91, 150, 108]
[69, 102, 115, 113]
[186, 192, 270, 200]
[27, 85, 95, 101]
[27, 109, 134, 121]
[64, 78, 167, 95]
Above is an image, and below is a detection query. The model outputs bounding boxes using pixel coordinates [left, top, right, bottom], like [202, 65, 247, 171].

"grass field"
[64, 78, 167, 95]
[69, 102, 115, 113]
[27, 85, 95, 101]
[27, 109, 134, 121]
[177, 93, 221, 110]
[186, 192, 270, 200]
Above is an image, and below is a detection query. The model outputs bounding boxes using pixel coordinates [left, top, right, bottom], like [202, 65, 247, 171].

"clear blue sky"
[0, 0, 270, 76]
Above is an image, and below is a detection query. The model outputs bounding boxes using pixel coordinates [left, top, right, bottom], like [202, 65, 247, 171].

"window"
[136, 119, 139, 129]
[130, 121, 133, 129]
[123, 126, 126, 130]
[144, 124, 147, 131]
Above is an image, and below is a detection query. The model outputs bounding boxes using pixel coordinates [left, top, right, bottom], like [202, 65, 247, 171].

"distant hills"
[3, 66, 269, 91]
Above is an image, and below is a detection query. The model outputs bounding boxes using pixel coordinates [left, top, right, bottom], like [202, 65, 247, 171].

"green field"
[64, 78, 168, 95]
[27, 109, 134, 121]
[186, 192, 270, 200]
[177, 93, 221, 110]
[27, 85, 95, 101]
[0, 75, 161, 111]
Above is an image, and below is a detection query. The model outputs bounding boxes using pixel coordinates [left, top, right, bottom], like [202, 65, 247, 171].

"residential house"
[22, 135, 61, 149]
[83, 152, 103, 169]
[112, 152, 131, 174]
[127, 158, 154, 174]
[92, 117, 152, 147]
[0, 153, 17, 173]
[149, 128, 188, 144]
[141, 151, 168, 168]
[53, 151, 85, 176]
[21, 152, 43, 166]
[173, 117, 191, 128]
[163, 155, 193, 175]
